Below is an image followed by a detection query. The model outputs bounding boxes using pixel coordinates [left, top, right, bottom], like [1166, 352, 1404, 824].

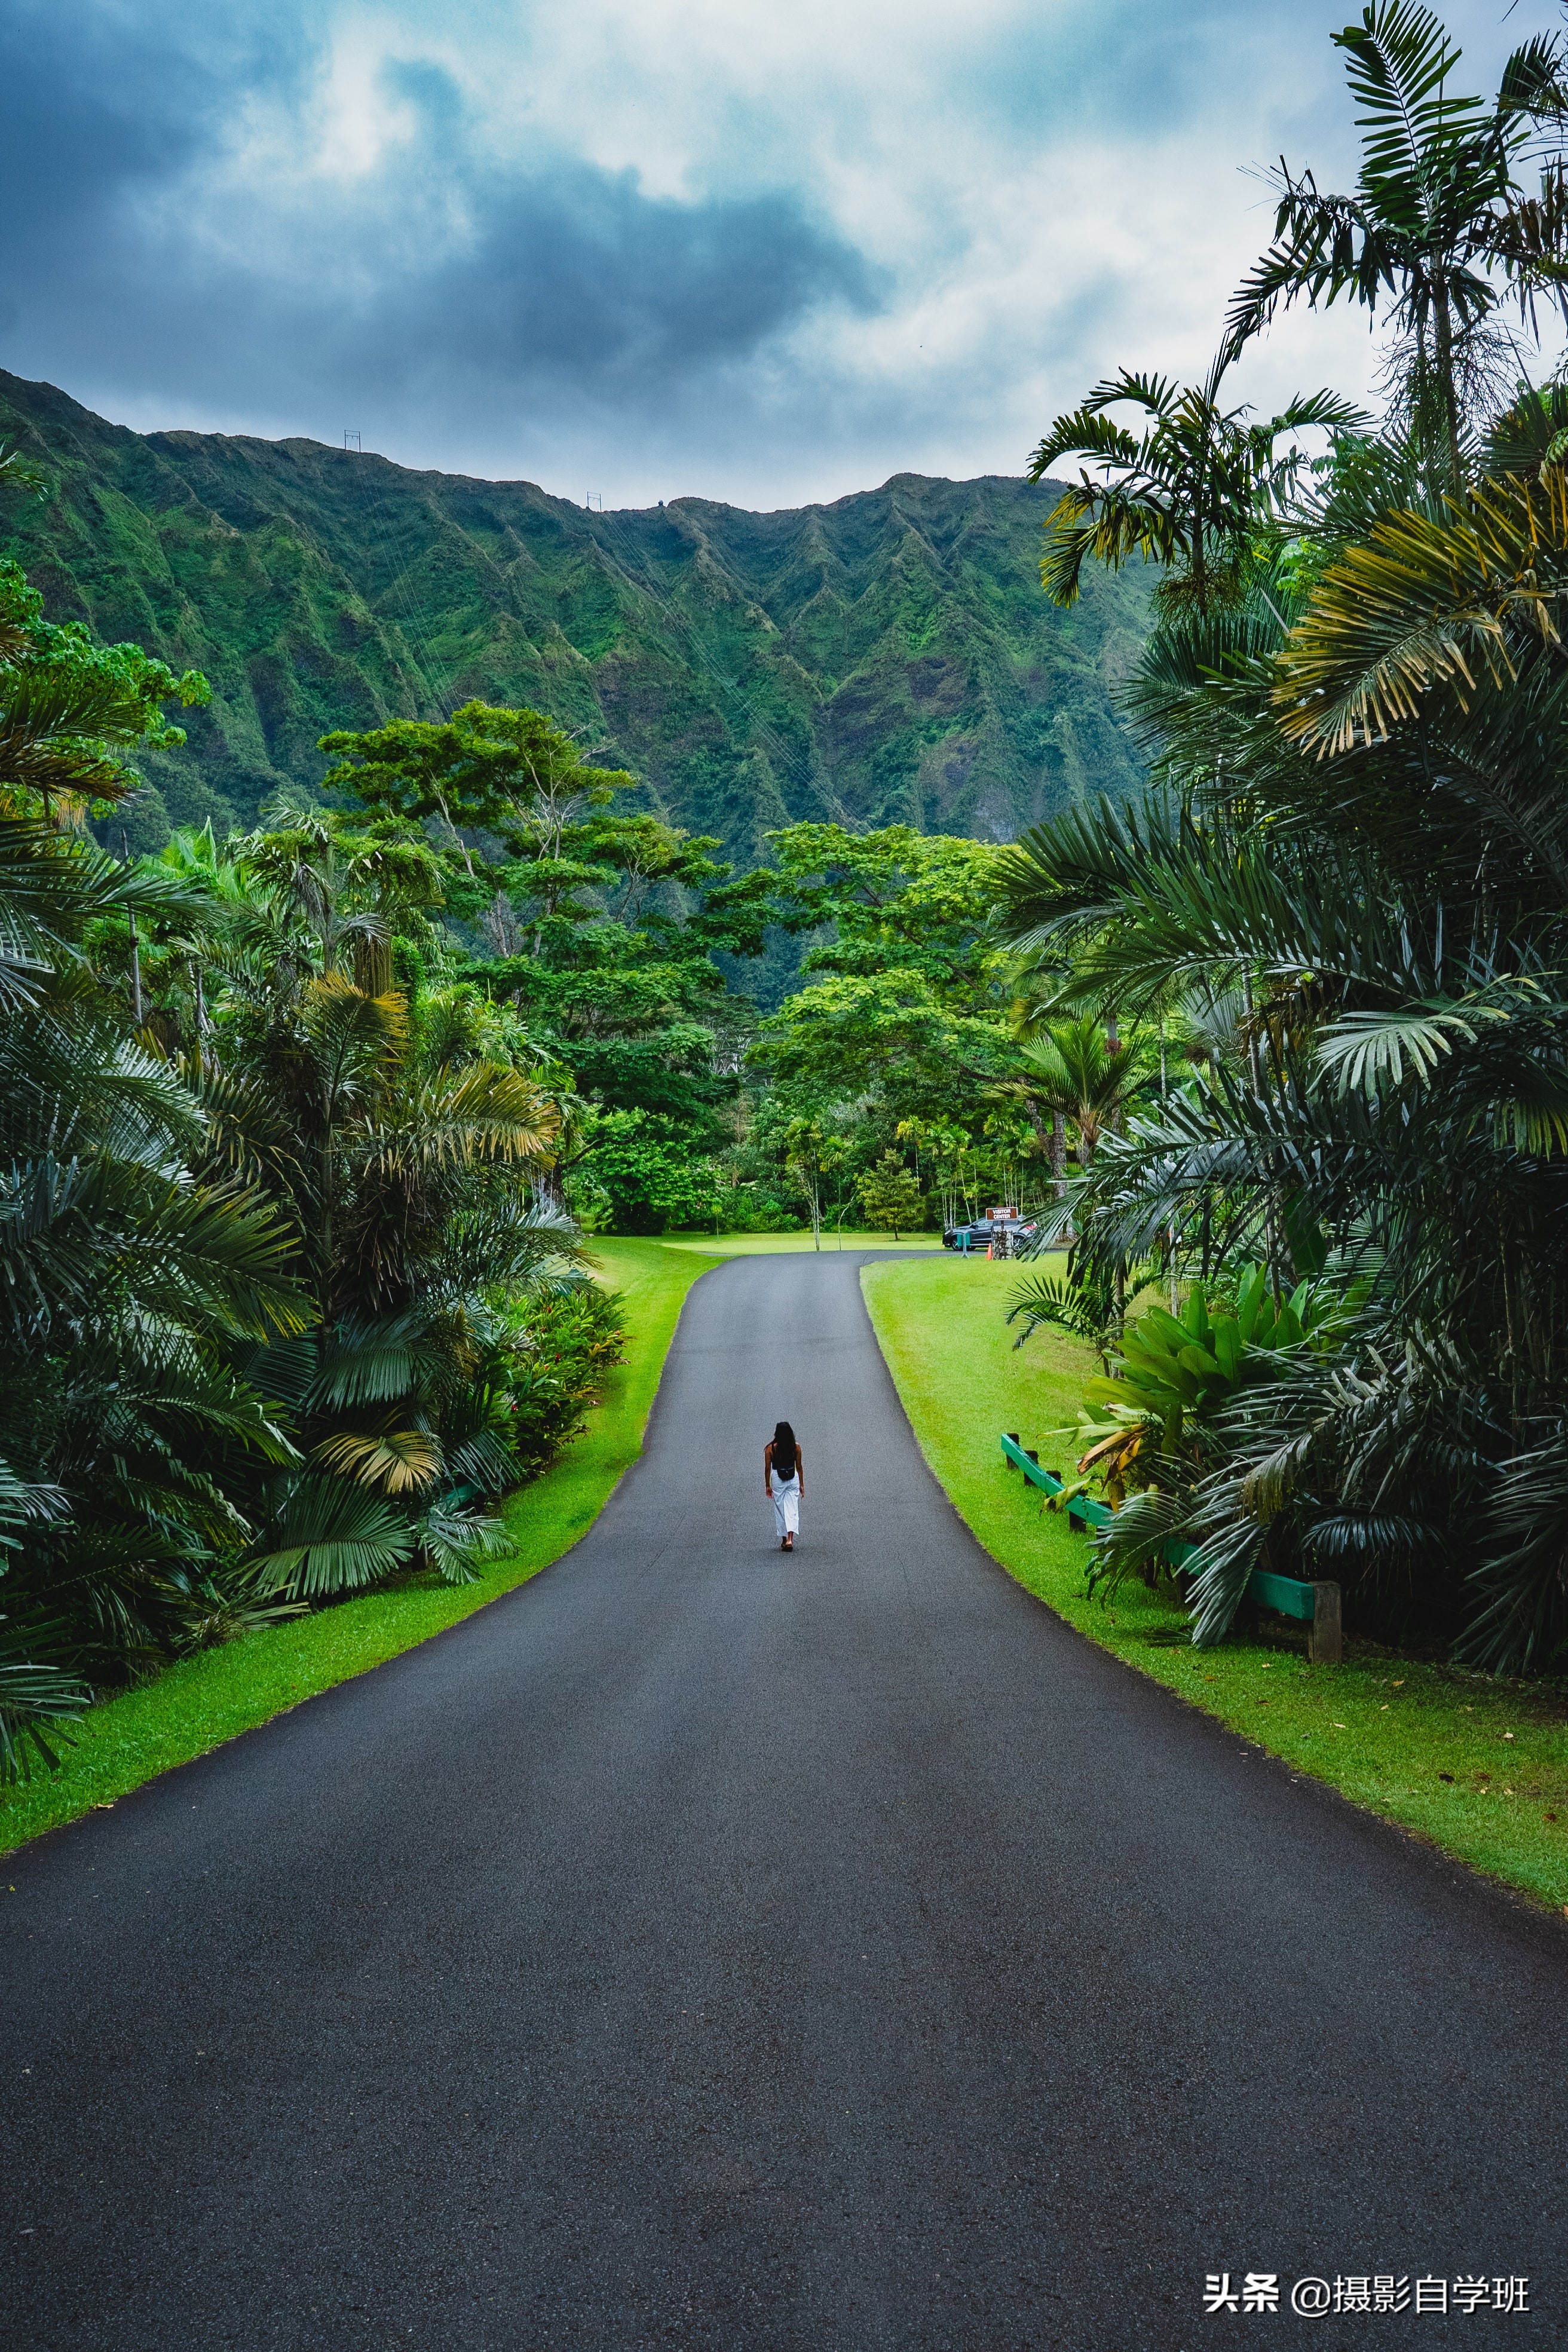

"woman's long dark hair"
[772, 1420, 797, 1477]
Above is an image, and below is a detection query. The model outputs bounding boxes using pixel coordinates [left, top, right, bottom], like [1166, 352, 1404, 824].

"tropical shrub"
[1014, 1268, 1342, 1598]
[1071, 1269, 1327, 1490]
[498, 1281, 626, 1478]
[0, 563, 307, 1768]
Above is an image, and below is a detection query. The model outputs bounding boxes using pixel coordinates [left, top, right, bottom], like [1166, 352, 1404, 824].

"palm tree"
[1028, 356, 1362, 614]
[1002, 1014, 1154, 1339]
[170, 811, 572, 1597]
[1010, 1015, 1144, 1171]
[0, 564, 322, 1767]
[0, 807, 311, 1763]
[1226, 2, 1568, 488]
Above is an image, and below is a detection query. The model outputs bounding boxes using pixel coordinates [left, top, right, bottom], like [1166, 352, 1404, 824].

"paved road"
[4, 1252, 1567, 2349]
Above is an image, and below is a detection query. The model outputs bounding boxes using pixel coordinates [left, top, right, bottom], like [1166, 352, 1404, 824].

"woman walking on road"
[764, 1421, 804, 1551]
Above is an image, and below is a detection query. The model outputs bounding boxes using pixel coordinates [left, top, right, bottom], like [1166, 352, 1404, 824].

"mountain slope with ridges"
[0, 371, 1150, 857]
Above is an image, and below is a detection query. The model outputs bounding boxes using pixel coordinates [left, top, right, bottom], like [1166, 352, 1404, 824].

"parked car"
[942, 1217, 1038, 1254]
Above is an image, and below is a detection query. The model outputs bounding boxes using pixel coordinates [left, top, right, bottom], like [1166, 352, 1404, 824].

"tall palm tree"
[994, 431, 1568, 1664]
[1029, 356, 1361, 614]
[1226, 2, 1568, 487]
[171, 813, 571, 1598]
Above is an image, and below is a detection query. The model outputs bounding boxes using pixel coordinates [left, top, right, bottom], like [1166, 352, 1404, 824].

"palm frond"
[251, 1474, 415, 1598]
[415, 1498, 511, 1585]
[0, 1618, 89, 1782]
[1275, 474, 1568, 753]
[313, 1423, 443, 1494]
[305, 1315, 449, 1411]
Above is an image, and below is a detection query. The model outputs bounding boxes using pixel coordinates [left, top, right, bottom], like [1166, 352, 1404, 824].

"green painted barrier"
[1000, 1433, 1341, 1661]
[999, 1431, 1113, 1530]
[1248, 1567, 1314, 1621]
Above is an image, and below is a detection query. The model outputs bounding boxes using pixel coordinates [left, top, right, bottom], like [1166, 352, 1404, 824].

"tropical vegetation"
[0, 554, 627, 1778]
[1002, 0, 1568, 1674]
[0, 531, 1044, 1782]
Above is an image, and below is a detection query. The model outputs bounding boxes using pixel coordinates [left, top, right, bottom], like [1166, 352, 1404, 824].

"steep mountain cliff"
[0, 370, 1149, 858]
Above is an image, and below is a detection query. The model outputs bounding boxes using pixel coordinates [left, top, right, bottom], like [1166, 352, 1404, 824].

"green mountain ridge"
[0, 370, 1149, 859]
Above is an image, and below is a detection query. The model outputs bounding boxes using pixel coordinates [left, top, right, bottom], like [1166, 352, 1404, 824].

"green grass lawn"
[862, 1251, 1568, 1913]
[0, 1238, 719, 1857]
[660, 1229, 944, 1256]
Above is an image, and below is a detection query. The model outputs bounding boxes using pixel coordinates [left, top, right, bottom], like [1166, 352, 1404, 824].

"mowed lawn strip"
[0, 1238, 719, 1855]
[862, 1251, 1568, 1913]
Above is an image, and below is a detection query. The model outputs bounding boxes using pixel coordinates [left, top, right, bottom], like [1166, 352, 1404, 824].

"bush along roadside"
[498, 1280, 627, 1478]
[1010, 1263, 1370, 1647]
[0, 1270, 626, 1794]
[0, 571, 613, 1783]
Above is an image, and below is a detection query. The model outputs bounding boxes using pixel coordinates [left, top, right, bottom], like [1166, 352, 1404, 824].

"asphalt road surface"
[5, 1252, 1567, 2350]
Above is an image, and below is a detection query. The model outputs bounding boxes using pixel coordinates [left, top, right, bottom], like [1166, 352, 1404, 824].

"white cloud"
[2, 0, 1555, 506]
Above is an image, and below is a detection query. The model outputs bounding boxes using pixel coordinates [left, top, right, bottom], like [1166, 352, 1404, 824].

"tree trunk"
[1191, 513, 1206, 615]
[1432, 280, 1463, 492]
[1191, 410, 1209, 613]
[1160, 1023, 1177, 1309]
[437, 794, 476, 878]
[1243, 966, 1279, 1292]
[192, 961, 210, 1074]
[320, 1128, 335, 1331]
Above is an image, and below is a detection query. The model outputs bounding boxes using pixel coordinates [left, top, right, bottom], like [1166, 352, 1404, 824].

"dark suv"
[942, 1217, 1038, 1253]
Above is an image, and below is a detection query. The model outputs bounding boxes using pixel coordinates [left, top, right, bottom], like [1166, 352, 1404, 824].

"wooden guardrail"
[1001, 1432, 1342, 1662]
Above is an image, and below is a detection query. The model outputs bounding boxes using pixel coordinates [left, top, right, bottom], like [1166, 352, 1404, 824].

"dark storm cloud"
[350, 160, 881, 394]
[0, 5, 313, 254]
[0, 3, 879, 431]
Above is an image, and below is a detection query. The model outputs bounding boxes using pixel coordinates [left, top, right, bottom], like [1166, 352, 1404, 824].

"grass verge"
[862, 1251, 1568, 1912]
[0, 1238, 718, 1856]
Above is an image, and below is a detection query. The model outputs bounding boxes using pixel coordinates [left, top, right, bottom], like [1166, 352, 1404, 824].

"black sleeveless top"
[773, 1435, 797, 1478]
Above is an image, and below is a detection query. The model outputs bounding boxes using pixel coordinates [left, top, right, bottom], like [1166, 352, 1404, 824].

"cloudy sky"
[0, 0, 1545, 510]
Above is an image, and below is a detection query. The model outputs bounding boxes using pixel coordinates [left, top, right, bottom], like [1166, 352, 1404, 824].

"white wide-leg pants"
[771, 1474, 800, 1542]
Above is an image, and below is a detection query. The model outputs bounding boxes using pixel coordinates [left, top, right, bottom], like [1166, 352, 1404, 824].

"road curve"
[4, 1251, 1566, 2348]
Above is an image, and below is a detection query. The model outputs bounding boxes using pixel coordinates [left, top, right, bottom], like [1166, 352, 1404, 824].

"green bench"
[1001, 1432, 1342, 1662]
